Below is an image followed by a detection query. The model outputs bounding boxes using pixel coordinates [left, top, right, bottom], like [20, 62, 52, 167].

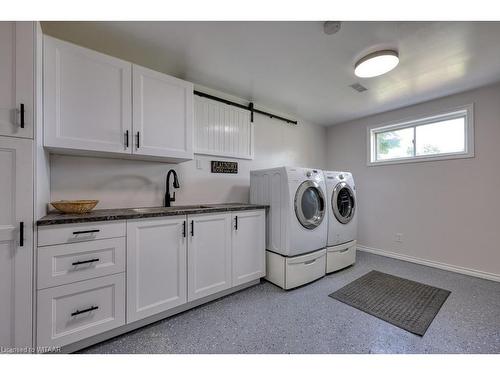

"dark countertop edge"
[37, 205, 269, 226]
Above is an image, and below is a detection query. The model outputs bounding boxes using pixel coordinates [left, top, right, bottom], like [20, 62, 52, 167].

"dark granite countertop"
[37, 203, 269, 226]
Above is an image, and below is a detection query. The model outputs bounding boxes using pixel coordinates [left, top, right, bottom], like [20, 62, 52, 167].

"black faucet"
[165, 169, 180, 207]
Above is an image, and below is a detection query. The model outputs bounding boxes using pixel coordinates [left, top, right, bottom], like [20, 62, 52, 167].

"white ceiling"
[42, 21, 500, 126]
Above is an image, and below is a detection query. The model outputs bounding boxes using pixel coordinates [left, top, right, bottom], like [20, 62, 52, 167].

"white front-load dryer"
[324, 171, 357, 273]
[250, 166, 328, 289]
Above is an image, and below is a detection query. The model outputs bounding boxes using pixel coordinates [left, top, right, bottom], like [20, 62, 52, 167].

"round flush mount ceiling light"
[354, 50, 399, 78]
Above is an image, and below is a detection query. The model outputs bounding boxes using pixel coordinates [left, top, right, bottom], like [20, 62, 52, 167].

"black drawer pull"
[136, 131, 140, 149]
[71, 305, 99, 317]
[125, 130, 129, 148]
[20, 103, 25, 128]
[235, 216, 238, 231]
[72, 229, 100, 235]
[72, 258, 100, 266]
[182, 221, 186, 238]
[19, 221, 24, 247]
[190, 220, 194, 237]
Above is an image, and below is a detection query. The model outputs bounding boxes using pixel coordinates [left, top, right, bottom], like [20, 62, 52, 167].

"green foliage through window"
[377, 132, 400, 155]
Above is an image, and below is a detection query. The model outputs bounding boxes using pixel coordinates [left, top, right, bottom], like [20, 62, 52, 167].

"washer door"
[332, 182, 356, 224]
[294, 181, 326, 229]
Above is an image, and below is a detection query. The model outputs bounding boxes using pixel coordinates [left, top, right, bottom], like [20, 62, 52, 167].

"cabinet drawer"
[38, 221, 126, 247]
[37, 274, 125, 348]
[37, 237, 126, 289]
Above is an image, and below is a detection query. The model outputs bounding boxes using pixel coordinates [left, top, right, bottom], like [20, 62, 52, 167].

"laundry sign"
[211, 161, 238, 174]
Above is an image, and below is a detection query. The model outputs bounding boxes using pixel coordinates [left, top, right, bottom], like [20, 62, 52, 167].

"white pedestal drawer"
[37, 273, 125, 348]
[37, 237, 126, 289]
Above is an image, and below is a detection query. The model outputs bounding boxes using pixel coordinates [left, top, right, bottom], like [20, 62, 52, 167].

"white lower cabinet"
[0, 136, 34, 349]
[126, 217, 187, 323]
[187, 213, 232, 301]
[36, 209, 265, 349]
[232, 210, 266, 286]
[37, 273, 125, 348]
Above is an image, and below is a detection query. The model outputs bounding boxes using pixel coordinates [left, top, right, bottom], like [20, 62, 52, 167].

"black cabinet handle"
[190, 220, 194, 237]
[125, 130, 129, 148]
[182, 221, 186, 238]
[136, 132, 140, 149]
[72, 258, 100, 266]
[72, 229, 100, 235]
[235, 216, 238, 231]
[71, 305, 99, 317]
[19, 222, 24, 247]
[20, 103, 25, 128]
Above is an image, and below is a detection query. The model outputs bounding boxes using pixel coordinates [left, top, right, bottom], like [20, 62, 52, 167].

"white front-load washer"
[324, 171, 357, 273]
[250, 166, 328, 289]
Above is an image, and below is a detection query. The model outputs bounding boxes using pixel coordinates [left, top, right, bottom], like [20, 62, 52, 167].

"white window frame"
[367, 104, 474, 166]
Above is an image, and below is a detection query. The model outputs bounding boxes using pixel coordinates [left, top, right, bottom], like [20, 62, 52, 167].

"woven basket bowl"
[51, 200, 99, 214]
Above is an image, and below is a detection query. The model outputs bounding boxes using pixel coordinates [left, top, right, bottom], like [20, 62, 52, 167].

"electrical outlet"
[395, 233, 403, 243]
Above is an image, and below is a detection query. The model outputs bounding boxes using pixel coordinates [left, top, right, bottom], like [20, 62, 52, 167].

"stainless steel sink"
[131, 205, 211, 213]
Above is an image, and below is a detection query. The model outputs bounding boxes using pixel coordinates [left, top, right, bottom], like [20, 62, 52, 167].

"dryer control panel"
[286, 167, 324, 183]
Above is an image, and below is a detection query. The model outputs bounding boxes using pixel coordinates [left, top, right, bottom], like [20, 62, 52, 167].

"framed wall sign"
[211, 161, 238, 174]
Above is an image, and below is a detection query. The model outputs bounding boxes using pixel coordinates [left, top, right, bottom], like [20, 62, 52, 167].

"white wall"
[326, 83, 500, 278]
[50, 114, 327, 208]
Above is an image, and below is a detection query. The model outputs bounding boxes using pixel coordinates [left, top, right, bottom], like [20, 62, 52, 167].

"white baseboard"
[357, 245, 500, 283]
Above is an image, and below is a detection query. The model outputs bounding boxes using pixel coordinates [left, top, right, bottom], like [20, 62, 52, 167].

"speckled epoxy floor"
[79, 251, 500, 354]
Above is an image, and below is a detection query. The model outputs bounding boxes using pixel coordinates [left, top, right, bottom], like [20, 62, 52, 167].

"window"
[368, 104, 474, 165]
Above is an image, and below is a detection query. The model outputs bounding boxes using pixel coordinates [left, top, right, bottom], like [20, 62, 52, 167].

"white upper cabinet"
[43, 36, 132, 154]
[43, 36, 194, 162]
[231, 210, 266, 286]
[0, 22, 34, 139]
[187, 213, 232, 302]
[0, 137, 34, 348]
[133, 65, 193, 161]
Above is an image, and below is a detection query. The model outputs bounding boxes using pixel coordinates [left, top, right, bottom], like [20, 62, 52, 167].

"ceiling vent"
[349, 83, 368, 93]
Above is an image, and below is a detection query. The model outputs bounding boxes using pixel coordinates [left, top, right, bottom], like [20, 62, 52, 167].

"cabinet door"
[187, 213, 232, 301]
[232, 210, 266, 286]
[0, 22, 34, 138]
[43, 36, 132, 154]
[132, 65, 193, 160]
[127, 217, 187, 323]
[0, 136, 33, 348]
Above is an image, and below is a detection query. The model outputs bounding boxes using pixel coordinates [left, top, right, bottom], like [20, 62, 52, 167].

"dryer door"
[332, 182, 356, 224]
[294, 181, 326, 229]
